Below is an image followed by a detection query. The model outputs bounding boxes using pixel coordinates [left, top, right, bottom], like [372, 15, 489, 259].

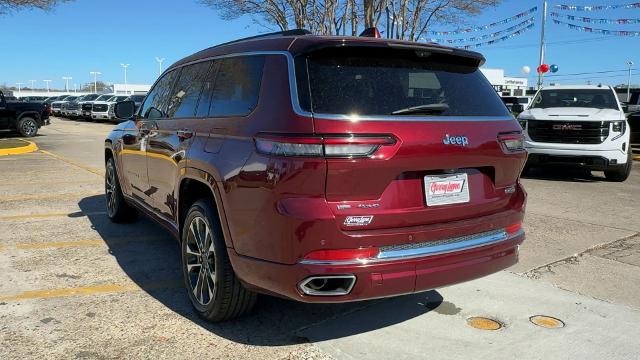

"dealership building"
[480, 68, 528, 97]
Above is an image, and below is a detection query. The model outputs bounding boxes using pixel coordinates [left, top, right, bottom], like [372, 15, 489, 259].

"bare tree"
[199, 0, 500, 40]
[0, 0, 71, 14]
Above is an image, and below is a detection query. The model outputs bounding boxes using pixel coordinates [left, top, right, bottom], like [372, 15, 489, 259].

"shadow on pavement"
[522, 165, 605, 182]
[78, 195, 442, 346]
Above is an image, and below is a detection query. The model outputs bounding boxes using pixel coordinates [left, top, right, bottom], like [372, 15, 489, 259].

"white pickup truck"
[518, 85, 632, 181]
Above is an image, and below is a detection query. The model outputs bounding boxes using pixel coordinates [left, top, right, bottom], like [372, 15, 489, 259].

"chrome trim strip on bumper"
[299, 228, 523, 266]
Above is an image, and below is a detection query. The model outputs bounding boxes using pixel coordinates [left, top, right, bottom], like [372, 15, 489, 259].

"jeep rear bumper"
[229, 227, 524, 303]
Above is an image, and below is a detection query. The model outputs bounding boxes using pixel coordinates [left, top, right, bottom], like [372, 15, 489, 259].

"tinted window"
[206, 56, 264, 117]
[167, 61, 212, 118]
[140, 70, 179, 119]
[301, 47, 509, 117]
[531, 89, 619, 110]
[83, 94, 99, 101]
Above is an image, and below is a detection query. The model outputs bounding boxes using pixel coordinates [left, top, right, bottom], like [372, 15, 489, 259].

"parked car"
[93, 95, 128, 121]
[68, 94, 99, 119]
[59, 95, 80, 117]
[20, 96, 48, 103]
[518, 85, 632, 181]
[627, 111, 640, 144]
[51, 95, 72, 116]
[627, 91, 640, 114]
[0, 90, 50, 136]
[106, 29, 527, 321]
[501, 96, 532, 116]
[82, 94, 113, 119]
[108, 95, 143, 121]
[127, 94, 146, 112]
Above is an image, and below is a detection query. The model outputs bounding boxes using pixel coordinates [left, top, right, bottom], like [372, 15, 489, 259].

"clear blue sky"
[0, 0, 638, 90]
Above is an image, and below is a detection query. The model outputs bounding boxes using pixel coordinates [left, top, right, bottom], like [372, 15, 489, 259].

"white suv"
[518, 85, 632, 181]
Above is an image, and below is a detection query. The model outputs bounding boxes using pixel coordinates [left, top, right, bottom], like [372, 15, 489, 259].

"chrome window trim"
[169, 50, 514, 123]
[299, 228, 523, 266]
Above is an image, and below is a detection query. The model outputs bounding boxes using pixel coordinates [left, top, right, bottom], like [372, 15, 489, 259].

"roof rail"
[216, 29, 311, 48]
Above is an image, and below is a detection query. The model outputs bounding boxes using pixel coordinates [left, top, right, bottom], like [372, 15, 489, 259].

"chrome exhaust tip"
[298, 275, 356, 296]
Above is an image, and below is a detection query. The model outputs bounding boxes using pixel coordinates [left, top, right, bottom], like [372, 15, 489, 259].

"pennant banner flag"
[427, 7, 537, 35]
[552, 19, 640, 36]
[551, 12, 640, 24]
[427, 17, 535, 44]
[457, 23, 536, 50]
[554, 2, 640, 11]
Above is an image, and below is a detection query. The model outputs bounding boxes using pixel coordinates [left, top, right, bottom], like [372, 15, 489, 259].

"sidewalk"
[299, 271, 640, 360]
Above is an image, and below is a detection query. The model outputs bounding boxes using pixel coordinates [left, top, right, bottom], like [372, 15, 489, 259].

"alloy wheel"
[185, 216, 216, 306]
[105, 161, 117, 216]
[21, 119, 37, 137]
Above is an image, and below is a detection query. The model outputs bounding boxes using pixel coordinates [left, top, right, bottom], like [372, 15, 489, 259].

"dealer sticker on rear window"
[424, 173, 470, 206]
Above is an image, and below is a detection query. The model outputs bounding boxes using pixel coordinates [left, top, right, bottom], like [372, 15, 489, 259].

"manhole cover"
[529, 315, 565, 329]
[467, 317, 503, 330]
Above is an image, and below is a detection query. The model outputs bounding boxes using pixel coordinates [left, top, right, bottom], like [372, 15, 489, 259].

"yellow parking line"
[0, 139, 38, 156]
[0, 192, 102, 202]
[0, 211, 106, 221]
[0, 279, 183, 301]
[40, 150, 104, 177]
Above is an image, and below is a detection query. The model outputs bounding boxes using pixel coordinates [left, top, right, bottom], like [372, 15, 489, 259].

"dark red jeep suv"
[105, 29, 527, 321]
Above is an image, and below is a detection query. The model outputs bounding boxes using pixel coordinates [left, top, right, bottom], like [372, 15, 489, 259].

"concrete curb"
[0, 139, 38, 156]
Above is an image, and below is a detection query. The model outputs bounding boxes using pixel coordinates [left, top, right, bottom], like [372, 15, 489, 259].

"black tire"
[105, 157, 137, 222]
[604, 151, 633, 182]
[181, 199, 256, 322]
[17, 117, 38, 137]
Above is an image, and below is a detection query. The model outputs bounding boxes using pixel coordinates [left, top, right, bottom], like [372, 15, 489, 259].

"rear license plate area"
[424, 173, 470, 206]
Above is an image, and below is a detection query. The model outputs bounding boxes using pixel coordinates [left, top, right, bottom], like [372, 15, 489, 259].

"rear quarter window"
[298, 47, 509, 117]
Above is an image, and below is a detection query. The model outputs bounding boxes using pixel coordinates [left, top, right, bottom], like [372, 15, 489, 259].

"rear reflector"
[255, 134, 396, 158]
[303, 247, 380, 262]
[498, 132, 525, 152]
[505, 222, 522, 234]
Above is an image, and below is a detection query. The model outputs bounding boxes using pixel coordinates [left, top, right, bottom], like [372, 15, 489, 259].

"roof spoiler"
[292, 40, 486, 68]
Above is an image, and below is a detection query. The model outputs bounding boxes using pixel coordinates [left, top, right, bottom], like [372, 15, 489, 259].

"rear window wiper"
[391, 103, 449, 115]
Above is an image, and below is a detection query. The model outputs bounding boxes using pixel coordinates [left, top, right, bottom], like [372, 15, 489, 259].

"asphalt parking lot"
[1, 118, 639, 359]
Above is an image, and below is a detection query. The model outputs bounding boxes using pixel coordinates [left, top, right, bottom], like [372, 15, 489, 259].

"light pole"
[120, 63, 129, 94]
[16, 82, 23, 95]
[29, 80, 36, 92]
[73, 83, 77, 93]
[43, 80, 51, 93]
[90, 71, 102, 93]
[62, 76, 72, 92]
[155, 57, 165, 76]
[627, 60, 634, 102]
[537, 0, 548, 89]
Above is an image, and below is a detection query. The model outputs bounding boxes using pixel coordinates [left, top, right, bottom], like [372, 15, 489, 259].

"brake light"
[505, 222, 522, 235]
[498, 132, 525, 152]
[303, 247, 380, 262]
[255, 134, 396, 158]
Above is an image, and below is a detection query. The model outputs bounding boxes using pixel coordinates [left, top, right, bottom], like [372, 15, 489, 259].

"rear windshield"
[298, 47, 509, 117]
[531, 89, 619, 110]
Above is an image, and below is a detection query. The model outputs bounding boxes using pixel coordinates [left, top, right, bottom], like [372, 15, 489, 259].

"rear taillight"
[498, 132, 525, 153]
[505, 222, 522, 235]
[255, 134, 396, 158]
[303, 247, 380, 262]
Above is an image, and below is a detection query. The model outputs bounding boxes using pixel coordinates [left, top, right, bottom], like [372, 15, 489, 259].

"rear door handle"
[176, 129, 193, 140]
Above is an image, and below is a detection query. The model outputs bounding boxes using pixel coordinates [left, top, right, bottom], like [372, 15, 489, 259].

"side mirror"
[114, 100, 136, 120]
